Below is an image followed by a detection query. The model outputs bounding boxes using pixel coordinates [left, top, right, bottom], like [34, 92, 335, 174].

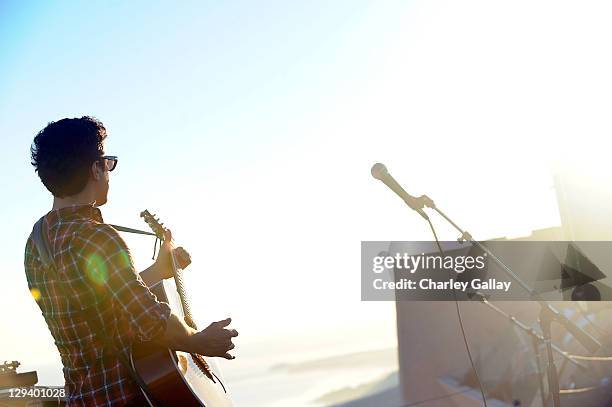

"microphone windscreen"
[371, 163, 388, 180]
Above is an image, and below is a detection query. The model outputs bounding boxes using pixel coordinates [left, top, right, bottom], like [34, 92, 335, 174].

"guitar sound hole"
[177, 354, 188, 375]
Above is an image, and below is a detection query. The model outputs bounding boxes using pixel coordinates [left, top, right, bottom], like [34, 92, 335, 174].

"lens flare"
[85, 253, 109, 285]
[30, 287, 41, 301]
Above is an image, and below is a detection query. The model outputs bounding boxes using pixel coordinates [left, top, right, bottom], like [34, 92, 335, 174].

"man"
[24, 116, 238, 406]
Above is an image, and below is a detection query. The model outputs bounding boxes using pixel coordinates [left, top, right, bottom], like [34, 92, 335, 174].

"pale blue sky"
[3, 1, 611, 404]
[1, 0, 414, 389]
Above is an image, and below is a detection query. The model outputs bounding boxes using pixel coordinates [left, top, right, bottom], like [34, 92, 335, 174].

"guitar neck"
[172, 257, 197, 329]
[139, 210, 199, 330]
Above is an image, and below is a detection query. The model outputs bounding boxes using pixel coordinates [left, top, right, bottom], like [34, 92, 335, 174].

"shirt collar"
[48, 203, 104, 223]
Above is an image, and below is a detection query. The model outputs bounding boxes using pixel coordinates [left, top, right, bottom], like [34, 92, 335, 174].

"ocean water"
[226, 364, 397, 407]
[220, 345, 398, 407]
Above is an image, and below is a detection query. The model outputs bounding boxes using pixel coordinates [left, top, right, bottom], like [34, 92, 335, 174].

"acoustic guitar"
[130, 210, 233, 406]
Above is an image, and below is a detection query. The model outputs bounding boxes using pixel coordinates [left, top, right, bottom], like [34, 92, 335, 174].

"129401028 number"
[4, 386, 66, 400]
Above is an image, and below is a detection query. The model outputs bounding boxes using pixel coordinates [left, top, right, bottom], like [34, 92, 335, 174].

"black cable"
[426, 217, 489, 407]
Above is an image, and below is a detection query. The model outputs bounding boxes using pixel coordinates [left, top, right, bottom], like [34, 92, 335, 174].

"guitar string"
[166, 230, 215, 380]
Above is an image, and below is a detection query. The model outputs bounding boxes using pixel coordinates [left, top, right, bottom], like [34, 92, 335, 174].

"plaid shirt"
[24, 204, 171, 406]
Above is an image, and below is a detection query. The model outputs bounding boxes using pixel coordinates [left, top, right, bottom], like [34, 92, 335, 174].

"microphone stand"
[469, 292, 590, 406]
[415, 195, 602, 407]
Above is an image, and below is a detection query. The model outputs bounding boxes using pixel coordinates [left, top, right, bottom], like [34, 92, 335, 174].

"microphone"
[371, 163, 429, 220]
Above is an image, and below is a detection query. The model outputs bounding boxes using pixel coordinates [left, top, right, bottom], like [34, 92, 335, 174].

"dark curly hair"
[31, 116, 107, 197]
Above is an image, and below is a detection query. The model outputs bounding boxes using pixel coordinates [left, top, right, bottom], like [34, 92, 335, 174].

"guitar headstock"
[140, 210, 167, 240]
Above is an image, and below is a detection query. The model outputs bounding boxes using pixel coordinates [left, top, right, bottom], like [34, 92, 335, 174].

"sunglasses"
[101, 155, 118, 172]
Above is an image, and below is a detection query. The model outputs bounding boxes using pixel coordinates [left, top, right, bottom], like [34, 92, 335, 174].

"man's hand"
[188, 318, 239, 360]
[140, 229, 193, 286]
[155, 229, 192, 280]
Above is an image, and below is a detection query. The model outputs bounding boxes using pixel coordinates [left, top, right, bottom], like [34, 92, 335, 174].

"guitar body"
[131, 211, 233, 406]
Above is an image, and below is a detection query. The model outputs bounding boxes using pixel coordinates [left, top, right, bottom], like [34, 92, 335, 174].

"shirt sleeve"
[71, 224, 172, 342]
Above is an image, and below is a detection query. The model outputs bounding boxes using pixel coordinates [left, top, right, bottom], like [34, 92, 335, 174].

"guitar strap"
[30, 217, 165, 407]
